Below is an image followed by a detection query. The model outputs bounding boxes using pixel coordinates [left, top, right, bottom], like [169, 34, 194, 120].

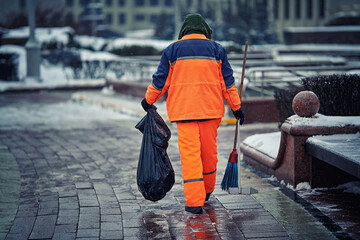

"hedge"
[274, 74, 360, 125]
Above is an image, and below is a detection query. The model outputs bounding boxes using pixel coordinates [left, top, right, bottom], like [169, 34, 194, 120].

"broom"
[221, 119, 240, 190]
[221, 41, 248, 191]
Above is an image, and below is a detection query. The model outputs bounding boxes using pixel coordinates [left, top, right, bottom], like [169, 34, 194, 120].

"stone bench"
[240, 114, 360, 188]
[306, 133, 360, 187]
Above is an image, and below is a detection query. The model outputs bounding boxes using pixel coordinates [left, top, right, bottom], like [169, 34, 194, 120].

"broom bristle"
[221, 162, 238, 191]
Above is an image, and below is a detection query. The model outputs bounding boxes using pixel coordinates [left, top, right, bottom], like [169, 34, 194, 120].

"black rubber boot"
[185, 206, 203, 214]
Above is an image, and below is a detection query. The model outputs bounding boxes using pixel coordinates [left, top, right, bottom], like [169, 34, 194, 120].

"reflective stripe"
[184, 178, 204, 184]
[150, 81, 162, 91]
[226, 82, 235, 89]
[172, 56, 219, 65]
[178, 56, 217, 61]
[203, 169, 217, 176]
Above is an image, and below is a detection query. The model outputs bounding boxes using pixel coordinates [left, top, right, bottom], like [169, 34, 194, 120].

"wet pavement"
[0, 90, 356, 240]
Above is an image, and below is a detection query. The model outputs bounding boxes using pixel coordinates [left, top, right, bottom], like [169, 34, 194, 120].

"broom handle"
[238, 42, 248, 194]
[233, 119, 238, 149]
[233, 42, 248, 150]
[239, 41, 248, 100]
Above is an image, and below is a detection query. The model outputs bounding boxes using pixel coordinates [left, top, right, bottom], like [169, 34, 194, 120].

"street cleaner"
[141, 13, 245, 214]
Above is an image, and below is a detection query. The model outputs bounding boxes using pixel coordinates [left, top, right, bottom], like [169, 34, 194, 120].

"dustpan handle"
[233, 119, 239, 149]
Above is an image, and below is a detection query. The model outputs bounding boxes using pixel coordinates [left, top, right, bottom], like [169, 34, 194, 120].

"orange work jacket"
[145, 34, 241, 122]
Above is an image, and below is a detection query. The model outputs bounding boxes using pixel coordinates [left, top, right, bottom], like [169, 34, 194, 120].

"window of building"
[295, 0, 301, 19]
[307, 0, 312, 19]
[118, 0, 125, 6]
[284, 0, 289, 19]
[106, 0, 113, 7]
[65, 13, 74, 23]
[150, 15, 158, 23]
[150, 0, 159, 6]
[165, 0, 173, 7]
[19, 0, 26, 9]
[273, 0, 279, 19]
[118, 13, 126, 24]
[135, 14, 145, 21]
[66, 0, 74, 7]
[319, 0, 325, 18]
[106, 13, 113, 24]
[136, 0, 145, 6]
[80, 0, 91, 6]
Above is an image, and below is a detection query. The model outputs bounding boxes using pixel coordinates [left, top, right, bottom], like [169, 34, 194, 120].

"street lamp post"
[25, 0, 41, 82]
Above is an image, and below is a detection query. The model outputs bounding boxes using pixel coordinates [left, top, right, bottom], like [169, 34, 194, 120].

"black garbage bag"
[135, 106, 175, 202]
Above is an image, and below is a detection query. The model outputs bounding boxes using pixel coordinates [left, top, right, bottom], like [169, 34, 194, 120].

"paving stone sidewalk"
[0, 91, 337, 240]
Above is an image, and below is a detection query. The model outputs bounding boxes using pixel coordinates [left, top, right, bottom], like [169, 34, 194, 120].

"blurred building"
[0, 0, 359, 42]
[268, 0, 360, 42]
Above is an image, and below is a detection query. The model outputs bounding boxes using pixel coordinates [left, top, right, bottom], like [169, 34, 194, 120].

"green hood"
[178, 14, 212, 40]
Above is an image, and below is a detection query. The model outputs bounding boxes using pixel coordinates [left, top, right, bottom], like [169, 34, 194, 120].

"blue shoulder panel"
[152, 39, 235, 90]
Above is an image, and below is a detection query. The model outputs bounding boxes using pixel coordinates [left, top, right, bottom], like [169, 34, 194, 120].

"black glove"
[141, 98, 152, 112]
[232, 108, 245, 125]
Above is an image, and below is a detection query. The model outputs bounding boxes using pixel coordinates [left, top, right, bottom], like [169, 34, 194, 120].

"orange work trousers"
[176, 118, 221, 207]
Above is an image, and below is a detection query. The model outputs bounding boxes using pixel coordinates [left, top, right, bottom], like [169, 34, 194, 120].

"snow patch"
[106, 38, 172, 52]
[275, 54, 346, 65]
[288, 114, 360, 127]
[243, 132, 281, 159]
[101, 85, 115, 95]
[79, 49, 121, 61]
[75, 35, 108, 51]
[3, 26, 74, 45]
[296, 182, 311, 191]
[125, 29, 155, 38]
[280, 180, 295, 190]
[285, 26, 360, 33]
[334, 181, 360, 195]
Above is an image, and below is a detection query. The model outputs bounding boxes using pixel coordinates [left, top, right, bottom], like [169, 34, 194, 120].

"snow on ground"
[125, 29, 155, 38]
[79, 49, 122, 61]
[275, 54, 346, 65]
[279, 43, 360, 52]
[0, 100, 134, 131]
[334, 181, 360, 194]
[75, 35, 109, 51]
[267, 174, 360, 196]
[105, 37, 172, 52]
[296, 181, 360, 195]
[0, 45, 116, 91]
[3, 26, 74, 45]
[243, 131, 281, 159]
[285, 25, 360, 33]
[296, 182, 312, 191]
[0, 45, 70, 84]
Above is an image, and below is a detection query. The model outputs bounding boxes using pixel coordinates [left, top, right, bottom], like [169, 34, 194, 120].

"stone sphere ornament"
[292, 91, 320, 117]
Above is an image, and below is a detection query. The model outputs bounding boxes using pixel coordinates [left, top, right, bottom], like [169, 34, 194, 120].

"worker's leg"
[176, 121, 206, 207]
[199, 118, 221, 194]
